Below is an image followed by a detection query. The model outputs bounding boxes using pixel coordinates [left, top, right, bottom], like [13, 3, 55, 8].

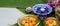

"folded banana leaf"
[0, 0, 60, 26]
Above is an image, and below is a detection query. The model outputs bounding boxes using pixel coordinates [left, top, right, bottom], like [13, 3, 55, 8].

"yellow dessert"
[45, 19, 53, 25]
[21, 17, 36, 26]
[44, 17, 58, 26]
[18, 14, 40, 26]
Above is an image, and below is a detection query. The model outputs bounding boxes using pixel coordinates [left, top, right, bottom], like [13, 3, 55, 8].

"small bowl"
[55, 5, 60, 16]
[26, 7, 32, 12]
[18, 14, 40, 26]
[32, 4, 52, 15]
[44, 17, 58, 26]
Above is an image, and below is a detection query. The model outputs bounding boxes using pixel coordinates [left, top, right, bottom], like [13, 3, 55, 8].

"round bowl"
[32, 4, 52, 15]
[55, 5, 60, 16]
[26, 7, 32, 12]
[44, 17, 58, 26]
[18, 14, 40, 26]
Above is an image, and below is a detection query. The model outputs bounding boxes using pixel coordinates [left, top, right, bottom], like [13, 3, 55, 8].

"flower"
[56, 0, 60, 6]
[46, 1, 56, 8]
[32, 4, 52, 15]
[46, 0, 60, 8]
[58, 0, 60, 4]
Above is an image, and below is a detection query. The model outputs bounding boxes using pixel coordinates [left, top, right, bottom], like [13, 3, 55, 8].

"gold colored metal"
[18, 14, 40, 26]
[55, 5, 60, 20]
[44, 17, 58, 26]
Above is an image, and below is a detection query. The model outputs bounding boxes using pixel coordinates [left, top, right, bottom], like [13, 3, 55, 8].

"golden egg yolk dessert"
[45, 19, 53, 25]
[18, 15, 40, 26]
[21, 17, 36, 26]
[45, 17, 58, 26]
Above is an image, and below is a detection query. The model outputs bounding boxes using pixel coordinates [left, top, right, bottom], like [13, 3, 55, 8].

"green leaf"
[13, 23, 19, 26]
[0, 0, 45, 8]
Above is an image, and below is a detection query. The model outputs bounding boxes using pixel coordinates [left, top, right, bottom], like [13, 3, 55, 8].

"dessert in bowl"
[26, 7, 32, 12]
[18, 14, 40, 26]
[44, 17, 58, 26]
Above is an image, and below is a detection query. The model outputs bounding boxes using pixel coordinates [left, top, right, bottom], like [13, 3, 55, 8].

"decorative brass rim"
[44, 17, 58, 26]
[55, 5, 60, 16]
[18, 14, 40, 26]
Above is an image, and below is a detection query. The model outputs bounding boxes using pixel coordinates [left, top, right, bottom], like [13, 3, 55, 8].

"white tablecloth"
[0, 8, 24, 26]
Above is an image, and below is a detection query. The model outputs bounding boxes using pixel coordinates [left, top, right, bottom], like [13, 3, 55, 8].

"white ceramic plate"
[0, 8, 24, 26]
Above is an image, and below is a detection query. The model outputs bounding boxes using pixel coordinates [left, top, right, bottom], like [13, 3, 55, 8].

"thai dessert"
[26, 7, 32, 12]
[44, 17, 58, 26]
[55, 5, 60, 20]
[18, 14, 40, 26]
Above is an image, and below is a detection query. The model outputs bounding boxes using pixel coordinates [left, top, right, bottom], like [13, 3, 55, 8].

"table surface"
[0, 8, 24, 26]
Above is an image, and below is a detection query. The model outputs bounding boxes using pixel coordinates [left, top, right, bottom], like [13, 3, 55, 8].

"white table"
[0, 8, 24, 26]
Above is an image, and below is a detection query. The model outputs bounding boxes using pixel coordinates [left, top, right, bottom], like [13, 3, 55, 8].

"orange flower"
[45, 19, 53, 25]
